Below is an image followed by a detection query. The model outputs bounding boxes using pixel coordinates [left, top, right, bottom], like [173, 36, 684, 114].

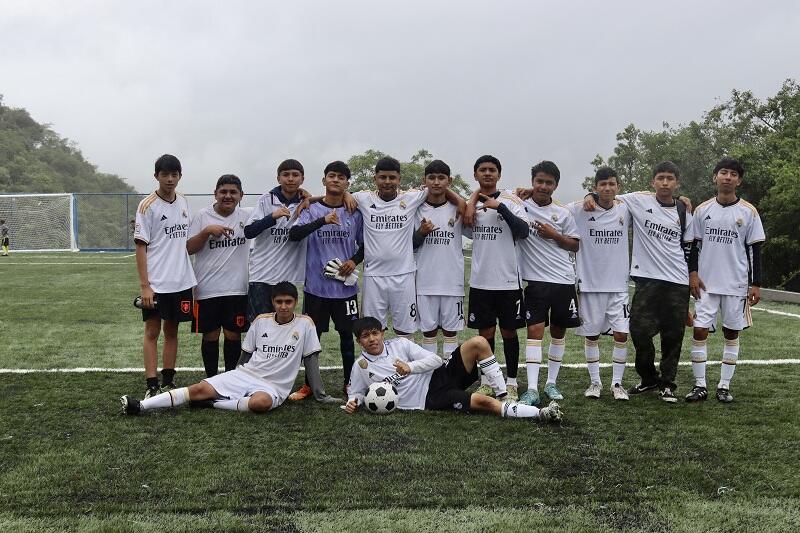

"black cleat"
[144, 386, 160, 399]
[659, 387, 678, 403]
[627, 382, 659, 396]
[120, 395, 142, 415]
[685, 385, 708, 402]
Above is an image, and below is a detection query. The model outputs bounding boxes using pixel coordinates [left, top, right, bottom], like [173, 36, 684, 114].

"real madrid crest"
[551, 214, 558, 222]
[736, 218, 743, 227]
[182, 210, 188, 218]
[618, 216, 624, 226]
[292, 331, 300, 341]
[448, 217, 455, 227]
[399, 200, 407, 209]
[358, 358, 368, 369]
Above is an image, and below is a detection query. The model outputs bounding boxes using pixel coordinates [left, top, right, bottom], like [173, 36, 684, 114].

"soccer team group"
[120, 151, 765, 425]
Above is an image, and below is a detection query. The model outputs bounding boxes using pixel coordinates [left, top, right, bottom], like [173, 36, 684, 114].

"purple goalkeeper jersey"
[297, 200, 363, 299]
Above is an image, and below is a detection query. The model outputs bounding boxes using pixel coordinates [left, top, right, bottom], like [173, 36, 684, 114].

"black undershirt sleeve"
[244, 216, 277, 239]
[688, 240, 700, 272]
[288, 217, 326, 241]
[750, 242, 763, 286]
[237, 350, 253, 366]
[350, 243, 365, 265]
[497, 203, 530, 240]
[413, 229, 426, 249]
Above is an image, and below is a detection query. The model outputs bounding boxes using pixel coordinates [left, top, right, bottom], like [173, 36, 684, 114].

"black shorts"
[424, 346, 480, 413]
[302, 291, 358, 333]
[192, 295, 248, 333]
[467, 287, 525, 330]
[141, 288, 194, 323]
[523, 281, 581, 328]
[1, 237, 8, 246]
[247, 282, 275, 323]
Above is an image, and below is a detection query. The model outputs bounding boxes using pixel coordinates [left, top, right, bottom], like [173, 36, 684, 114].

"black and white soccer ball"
[365, 382, 398, 415]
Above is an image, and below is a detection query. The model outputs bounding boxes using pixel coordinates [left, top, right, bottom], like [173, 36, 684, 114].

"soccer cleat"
[584, 382, 602, 399]
[288, 383, 313, 401]
[144, 386, 160, 399]
[120, 395, 142, 415]
[506, 384, 519, 401]
[660, 387, 678, 403]
[518, 388, 541, 407]
[716, 388, 734, 403]
[627, 382, 658, 396]
[685, 385, 708, 403]
[610, 384, 629, 401]
[543, 382, 564, 401]
[474, 384, 495, 397]
[159, 383, 176, 395]
[538, 401, 563, 423]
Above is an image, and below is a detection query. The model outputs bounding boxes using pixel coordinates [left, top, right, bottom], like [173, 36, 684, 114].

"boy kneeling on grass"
[121, 282, 339, 415]
[343, 316, 563, 423]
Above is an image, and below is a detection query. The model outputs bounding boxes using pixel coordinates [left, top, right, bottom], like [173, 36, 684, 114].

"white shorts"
[203, 369, 282, 410]
[362, 273, 418, 333]
[575, 291, 629, 336]
[417, 294, 465, 332]
[694, 292, 752, 332]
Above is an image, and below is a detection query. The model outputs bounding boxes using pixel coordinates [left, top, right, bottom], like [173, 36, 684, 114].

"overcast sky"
[2, 0, 799, 201]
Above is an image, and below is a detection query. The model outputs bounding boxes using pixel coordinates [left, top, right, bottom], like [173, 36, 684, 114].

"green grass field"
[2, 253, 800, 532]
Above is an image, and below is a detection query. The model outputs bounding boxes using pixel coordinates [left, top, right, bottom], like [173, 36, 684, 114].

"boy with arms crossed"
[413, 160, 465, 361]
[134, 154, 197, 398]
[686, 157, 765, 403]
[462, 155, 528, 400]
[343, 317, 562, 423]
[187, 174, 251, 377]
[121, 282, 327, 415]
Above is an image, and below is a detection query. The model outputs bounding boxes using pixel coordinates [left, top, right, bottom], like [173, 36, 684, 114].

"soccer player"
[349, 156, 464, 340]
[0, 218, 9, 256]
[133, 154, 197, 398]
[685, 157, 765, 403]
[244, 159, 308, 322]
[288, 161, 364, 398]
[567, 167, 631, 401]
[584, 161, 694, 403]
[515, 161, 580, 407]
[187, 174, 251, 377]
[462, 155, 528, 400]
[121, 282, 327, 415]
[343, 317, 563, 423]
[412, 160, 465, 361]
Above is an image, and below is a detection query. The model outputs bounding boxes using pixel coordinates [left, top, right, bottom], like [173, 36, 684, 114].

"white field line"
[0, 262, 130, 265]
[751, 307, 800, 318]
[3, 359, 800, 374]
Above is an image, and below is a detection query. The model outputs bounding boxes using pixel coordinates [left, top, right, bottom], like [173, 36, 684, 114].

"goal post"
[0, 193, 78, 252]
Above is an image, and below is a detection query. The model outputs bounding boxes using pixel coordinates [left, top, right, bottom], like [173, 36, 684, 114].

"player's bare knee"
[162, 320, 179, 339]
[466, 335, 491, 357]
[612, 332, 627, 343]
[722, 327, 739, 340]
[188, 382, 215, 401]
[248, 393, 272, 412]
[143, 320, 161, 341]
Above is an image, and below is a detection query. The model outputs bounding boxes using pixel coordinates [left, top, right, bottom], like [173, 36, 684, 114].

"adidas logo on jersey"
[645, 208, 653, 213]
[161, 215, 168, 221]
[588, 216, 596, 221]
[705, 215, 712, 220]
[370, 204, 377, 209]
[261, 332, 268, 338]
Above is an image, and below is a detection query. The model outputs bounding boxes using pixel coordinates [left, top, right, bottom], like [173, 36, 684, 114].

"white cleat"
[611, 383, 630, 401]
[584, 382, 602, 399]
[538, 401, 563, 423]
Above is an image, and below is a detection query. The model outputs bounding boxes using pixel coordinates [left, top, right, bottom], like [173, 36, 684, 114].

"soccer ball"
[365, 382, 398, 414]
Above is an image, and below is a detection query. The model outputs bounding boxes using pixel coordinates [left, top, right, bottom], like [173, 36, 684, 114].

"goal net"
[0, 193, 78, 252]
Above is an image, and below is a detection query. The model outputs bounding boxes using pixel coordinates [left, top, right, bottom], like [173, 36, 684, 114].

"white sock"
[443, 335, 458, 361]
[691, 339, 708, 388]
[213, 397, 251, 412]
[501, 401, 540, 419]
[478, 355, 507, 396]
[421, 336, 438, 354]
[546, 337, 565, 385]
[584, 338, 601, 385]
[719, 338, 739, 389]
[140, 387, 188, 411]
[525, 339, 542, 391]
[507, 377, 518, 387]
[611, 341, 627, 386]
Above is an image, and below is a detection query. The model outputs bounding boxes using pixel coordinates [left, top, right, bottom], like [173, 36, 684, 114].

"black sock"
[146, 377, 159, 390]
[223, 338, 240, 372]
[340, 330, 355, 387]
[201, 340, 220, 377]
[161, 368, 176, 386]
[503, 336, 520, 379]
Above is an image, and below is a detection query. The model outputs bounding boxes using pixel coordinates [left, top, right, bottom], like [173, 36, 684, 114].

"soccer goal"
[0, 193, 78, 252]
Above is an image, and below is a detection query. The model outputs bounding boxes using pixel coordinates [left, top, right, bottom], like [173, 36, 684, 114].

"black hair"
[531, 160, 561, 183]
[271, 281, 298, 301]
[594, 166, 619, 185]
[375, 156, 401, 174]
[154, 154, 181, 175]
[424, 159, 451, 176]
[277, 159, 304, 176]
[353, 316, 384, 338]
[473, 155, 501, 174]
[215, 174, 242, 192]
[713, 156, 745, 178]
[652, 161, 680, 179]
[324, 161, 351, 180]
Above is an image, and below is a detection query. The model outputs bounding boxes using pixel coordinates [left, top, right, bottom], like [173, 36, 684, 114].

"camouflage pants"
[629, 278, 689, 391]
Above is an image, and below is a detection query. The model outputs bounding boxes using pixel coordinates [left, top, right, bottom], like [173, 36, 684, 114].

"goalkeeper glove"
[323, 258, 358, 286]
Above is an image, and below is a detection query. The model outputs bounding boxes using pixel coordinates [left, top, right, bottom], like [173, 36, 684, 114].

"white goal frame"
[0, 193, 78, 252]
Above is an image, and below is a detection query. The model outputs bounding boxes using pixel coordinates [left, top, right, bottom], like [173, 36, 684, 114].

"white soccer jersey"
[692, 198, 765, 296]
[189, 205, 251, 300]
[464, 190, 525, 291]
[240, 313, 321, 400]
[347, 337, 444, 410]
[518, 199, 580, 284]
[619, 192, 693, 285]
[134, 192, 196, 293]
[567, 200, 631, 292]
[415, 200, 464, 297]
[247, 193, 306, 284]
